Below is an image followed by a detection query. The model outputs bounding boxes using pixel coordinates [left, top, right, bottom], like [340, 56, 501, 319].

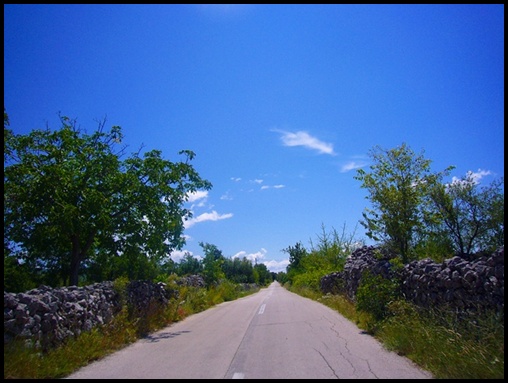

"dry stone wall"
[320, 245, 504, 315]
[4, 282, 120, 351]
[4, 277, 204, 351]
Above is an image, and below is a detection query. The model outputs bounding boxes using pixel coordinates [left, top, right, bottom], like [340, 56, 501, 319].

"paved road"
[66, 281, 433, 379]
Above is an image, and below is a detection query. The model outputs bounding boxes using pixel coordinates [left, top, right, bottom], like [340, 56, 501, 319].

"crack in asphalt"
[315, 347, 340, 379]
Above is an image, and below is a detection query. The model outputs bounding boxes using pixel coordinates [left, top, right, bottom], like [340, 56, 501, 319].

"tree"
[223, 256, 254, 283]
[354, 143, 453, 263]
[283, 241, 307, 273]
[4, 113, 212, 286]
[429, 172, 504, 255]
[199, 242, 225, 286]
[177, 252, 202, 275]
[253, 263, 272, 285]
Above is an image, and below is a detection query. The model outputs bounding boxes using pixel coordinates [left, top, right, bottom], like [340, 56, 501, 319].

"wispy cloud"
[231, 177, 242, 182]
[260, 184, 285, 190]
[186, 190, 209, 203]
[340, 160, 368, 173]
[220, 191, 233, 200]
[272, 129, 336, 155]
[184, 210, 233, 229]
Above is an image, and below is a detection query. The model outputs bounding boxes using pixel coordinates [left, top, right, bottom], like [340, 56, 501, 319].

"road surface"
[66, 281, 432, 379]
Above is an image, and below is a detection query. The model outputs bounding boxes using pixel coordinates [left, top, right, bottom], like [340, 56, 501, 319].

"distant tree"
[223, 256, 254, 283]
[429, 172, 504, 255]
[4, 113, 212, 286]
[177, 252, 202, 275]
[199, 242, 225, 286]
[354, 143, 453, 263]
[283, 241, 307, 273]
[253, 262, 272, 285]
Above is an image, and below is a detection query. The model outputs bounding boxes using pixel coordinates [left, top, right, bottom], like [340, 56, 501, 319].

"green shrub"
[355, 270, 400, 321]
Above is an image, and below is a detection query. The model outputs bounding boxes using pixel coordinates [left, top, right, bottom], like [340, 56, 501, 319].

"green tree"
[199, 242, 225, 286]
[282, 241, 308, 284]
[283, 241, 307, 273]
[177, 252, 202, 275]
[354, 143, 453, 263]
[429, 172, 504, 255]
[223, 256, 254, 283]
[253, 262, 272, 285]
[4, 113, 212, 286]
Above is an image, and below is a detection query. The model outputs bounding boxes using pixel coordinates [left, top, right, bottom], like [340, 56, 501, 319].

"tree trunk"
[69, 250, 81, 286]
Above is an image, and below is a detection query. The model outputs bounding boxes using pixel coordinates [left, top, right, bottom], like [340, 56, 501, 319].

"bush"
[355, 271, 400, 321]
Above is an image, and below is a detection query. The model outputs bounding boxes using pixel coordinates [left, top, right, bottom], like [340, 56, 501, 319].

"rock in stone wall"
[175, 274, 206, 288]
[320, 245, 504, 315]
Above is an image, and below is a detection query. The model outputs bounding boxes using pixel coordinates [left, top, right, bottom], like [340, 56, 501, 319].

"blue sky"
[4, 4, 504, 273]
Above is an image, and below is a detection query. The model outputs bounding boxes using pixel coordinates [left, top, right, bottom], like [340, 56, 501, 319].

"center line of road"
[232, 372, 244, 379]
[258, 304, 266, 315]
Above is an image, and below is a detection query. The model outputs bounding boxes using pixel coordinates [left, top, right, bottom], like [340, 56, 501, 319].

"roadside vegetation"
[280, 141, 504, 379]
[4, 112, 504, 379]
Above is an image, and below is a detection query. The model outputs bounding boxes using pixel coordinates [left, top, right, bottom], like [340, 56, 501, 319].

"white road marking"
[258, 303, 266, 315]
[232, 372, 244, 379]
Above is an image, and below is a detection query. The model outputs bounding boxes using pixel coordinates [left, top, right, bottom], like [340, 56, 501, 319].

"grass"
[4, 280, 260, 379]
[287, 284, 504, 379]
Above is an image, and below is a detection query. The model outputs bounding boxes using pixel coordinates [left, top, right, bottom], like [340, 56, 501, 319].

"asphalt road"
[66, 281, 433, 379]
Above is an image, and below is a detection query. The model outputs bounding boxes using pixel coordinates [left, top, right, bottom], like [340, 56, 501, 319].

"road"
[66, 281, 433, 379]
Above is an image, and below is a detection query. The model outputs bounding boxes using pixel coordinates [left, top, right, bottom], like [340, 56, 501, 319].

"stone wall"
[3, 276, 203, 351]
[320, 245, 504, 315]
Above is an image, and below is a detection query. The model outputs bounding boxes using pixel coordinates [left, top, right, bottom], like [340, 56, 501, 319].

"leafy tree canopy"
[354, 142, 454, 263]
[429, 171, 504, 255]
[4, 112, 212, 286]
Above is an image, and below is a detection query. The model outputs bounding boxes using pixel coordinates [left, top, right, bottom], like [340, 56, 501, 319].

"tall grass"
[378, 301, 504, 379]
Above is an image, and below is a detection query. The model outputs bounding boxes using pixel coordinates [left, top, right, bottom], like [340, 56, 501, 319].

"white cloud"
[169, 249, 191, 263]
[260, 184, 285, 190]
[263, 259, 290, 273]
[451, 169, 492, 185]
[184, 210, 233, 229]
[252, 179, 263, 184]
[448, 169, 493, 189]
[232, 248, 289, 273]
[231, 177, 242, 182]
[186, 190, 209, 203]
[170, 249, 203, 262]
[273, 129, 336, 155]
[233, 248, 267, 264]
[340, 161, 368, 173]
